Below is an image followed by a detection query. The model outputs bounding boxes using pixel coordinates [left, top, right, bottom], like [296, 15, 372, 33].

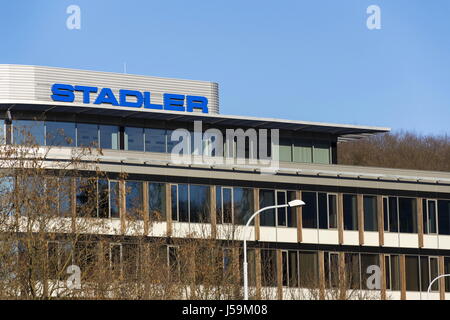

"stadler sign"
[50, 83, 209, 113]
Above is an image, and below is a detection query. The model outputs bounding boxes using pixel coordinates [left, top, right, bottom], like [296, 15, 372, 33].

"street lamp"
[427, 274, 450, 300]
[243, 199, 305, 300]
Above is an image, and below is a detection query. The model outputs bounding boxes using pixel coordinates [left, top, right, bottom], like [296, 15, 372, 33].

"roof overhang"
[0, 101, 390, 141]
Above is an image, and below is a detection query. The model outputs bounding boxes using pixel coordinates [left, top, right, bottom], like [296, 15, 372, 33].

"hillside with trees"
[338, 131, 450, 172]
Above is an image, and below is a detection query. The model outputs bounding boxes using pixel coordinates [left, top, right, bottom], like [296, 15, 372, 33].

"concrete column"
[166, 184, 172, 237]
[254, 188, 260, 241]
[417, 198, 424, 248]
[380, 253, 386, 300]
[210, 186, 217, 239]
[439, 256, 445, 300]
[338, 193, 344, 245]
[400, 255, 406, 300]
[276, 249, 283, 300]
[143, 182, 149, 235]
[377, 195, 384, 246]
[319, 251, 326, 300]
[297, 190, 303, 243]
[357, 194, 365, 245]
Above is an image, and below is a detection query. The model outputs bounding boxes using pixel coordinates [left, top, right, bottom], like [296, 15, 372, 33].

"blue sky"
[0, 0, 449, 134]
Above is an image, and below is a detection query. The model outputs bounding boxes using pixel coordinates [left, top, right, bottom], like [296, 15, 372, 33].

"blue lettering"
[186, 95, 208, 113]
[119, 89, 143, 108]
[143, 92, 163, 110]
[74, 86, 98, 104]
[94, 88, 119, 106]
[164, 93, 185, 112]
[51, 84, 75, 102]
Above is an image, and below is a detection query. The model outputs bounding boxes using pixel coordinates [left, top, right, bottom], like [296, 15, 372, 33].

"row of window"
[0, 119, 333, 164]
[2, 176, 450, 234]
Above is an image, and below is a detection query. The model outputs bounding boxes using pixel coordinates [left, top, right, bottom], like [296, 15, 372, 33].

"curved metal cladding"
[0, 64, 220, 114]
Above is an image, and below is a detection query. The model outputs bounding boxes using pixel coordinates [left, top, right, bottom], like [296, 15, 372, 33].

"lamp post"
[243, 199, 305, 300]
[427, 274, 450, 300]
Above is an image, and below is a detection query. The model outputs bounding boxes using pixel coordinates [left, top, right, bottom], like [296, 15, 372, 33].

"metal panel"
[0, 64, 220, 114]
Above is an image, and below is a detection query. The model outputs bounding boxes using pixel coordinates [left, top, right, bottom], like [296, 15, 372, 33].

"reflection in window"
[363, 195, 378, 232]
[77, 123, 98, 147]
[98, 179, 109, 218]
[189, 185, 210, 223]
[76, 178, 97, 217]
[46, 121, 76, 147]
[0, 119, 4, 144]
[423, 199, 438, 234]
[99, 125, 119, 150]
[110, 181, 120, 218]
[216, 186, 233, 224]
[124, 127, 144, 151]
[313, 142, 330, 164]
[233, 187, 253, 225]
[126, 181, 144, 220]
[439, 200, 450, 235]
[383, 197, 399, 233]
[149, 182, 166, 222]
[343, 194, 358, 231]
[145, 128, 166, 153]
[302, 192, 317, 229]
[399, 198, 417, 233]
[13, 120, 45, 145]
[293, 139, 312, 163]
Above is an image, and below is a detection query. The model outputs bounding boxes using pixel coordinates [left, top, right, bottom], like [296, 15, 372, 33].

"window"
[299, 251, 319, 288]
[438, 200, 450, 235]
[302, 192, 336, 230]
[302, 192, 317, 228]
[405, 256, 420, 291]
[216, 186, 233, 224]
[233, 187, 254, 225]
[383, 197, 399, 233]
[0, 119, 4, 144]
[282, 250, 299, 287]
[324, 252, 339, 288]
[259, 189, 275, 227]
[385, 254, 401, 291]
[168, 246, 181, 282]
[58, 177, 72, 217]
[399, 198, 417, 233]
[293, 139, 312, 163]
[124, 127, 144, 151]
[145, 128, 166, 153]
[99, 125, 119, 150]
[12, 120, 45, 145]
[149, 182, 166, 222]
[46, 121, 76, 146]
[345, 253, 361, 289]
[110, 181, 120, 218]
[76, 178, 97, 217]
[278, 138, 292, 162]
[363, 195, 378, 232]
[48, 241, 73, 280]
[343, 194, 358, 231]
[360, 254, 379, 290]
[76, 123, 98, 147]
[98, 179, 109, 218]
[109, 243, 123, 276]
[261, 249, 277, 287]
[171, 184, 209, 223]
[125, 181, 144, 220]
[189, 185, 210, 223]
[423, 199, 438, 234]
[313, 142, 331, 164]
[421, 256, 439, 292]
